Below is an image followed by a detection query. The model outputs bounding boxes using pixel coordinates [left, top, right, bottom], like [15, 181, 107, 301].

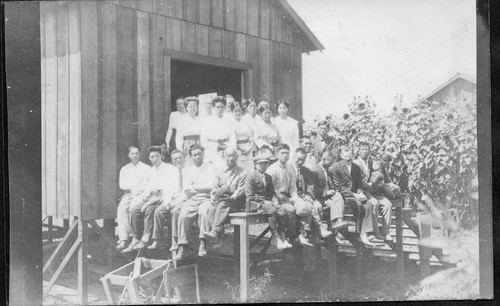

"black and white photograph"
[4, 0, 492, 305]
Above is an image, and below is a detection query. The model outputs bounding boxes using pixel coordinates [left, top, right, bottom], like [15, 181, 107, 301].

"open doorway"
[170, 60, 242, 112]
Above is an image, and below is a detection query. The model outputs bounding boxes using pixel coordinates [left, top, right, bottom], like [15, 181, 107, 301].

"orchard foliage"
[306, 94, 478, 227]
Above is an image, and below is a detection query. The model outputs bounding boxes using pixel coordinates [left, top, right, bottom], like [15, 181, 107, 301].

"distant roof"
[418, 72, 476, 103]
[276, 0, 325, 53]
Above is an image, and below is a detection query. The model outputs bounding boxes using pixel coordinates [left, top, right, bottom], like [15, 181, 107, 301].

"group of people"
[115, 95, 401, 260]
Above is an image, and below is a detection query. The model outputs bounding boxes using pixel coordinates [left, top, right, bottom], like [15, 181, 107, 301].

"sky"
[287, 0, 477, 121]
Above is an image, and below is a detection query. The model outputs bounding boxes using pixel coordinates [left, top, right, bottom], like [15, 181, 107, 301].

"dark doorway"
[170, 60, 242, 109]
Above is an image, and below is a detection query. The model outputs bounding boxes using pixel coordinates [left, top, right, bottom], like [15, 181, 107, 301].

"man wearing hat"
[244, 152, 292, 249]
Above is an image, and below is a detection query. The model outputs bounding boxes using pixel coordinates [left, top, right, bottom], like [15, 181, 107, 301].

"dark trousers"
[130, 200, 161, 242]
[211, 199, 245, 233]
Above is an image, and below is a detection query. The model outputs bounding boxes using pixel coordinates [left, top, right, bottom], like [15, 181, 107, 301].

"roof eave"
[277, 0, 325, 53]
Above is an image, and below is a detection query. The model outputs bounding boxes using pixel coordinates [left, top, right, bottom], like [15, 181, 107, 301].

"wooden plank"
[235, 33, 247, 62]
[40, 2, 47, 216]
[259, 0, 270, 39]
[100, 2, 118, 218]
[211, 0, 224, 28]
[258, 39, 271, 101]
[235, 0, 247, 34]
[395, 206, 405, 281]
[224, 0, 236, 31]
[164, 265, 196, 288]
[78, 221, 89, 303]
[165, 49, 251, 70]
[291, 44, 301, 121]
[151, 15, 167, 145]
[80, 1, 99, 220]
[68, 1, 82, 218]
[44, 2, 58, 218]
[271, 4, 281, 42]
[138, 0, 155, 13]
[281, 16, 292, 44]
[209, 27, 222, 58]
[168, 0, 183, 18]
[246, 36, 259, 99]
[247, 0, 259, 36]
[280, 43, 292, 101]
[119, 0, 137, 10]
[116, 6, 135, 167]
[271, 40, 281, 103]
[164, 57, 172, 135]
[198, 0, 210, 25]
[195, 24, 209, 56]
[137, 11, 152, 158]
[156, 0, 170, 16]
[44, 237, 82, 296]
[43, 219, 78, 274]
[181, 21, 196, 54]
[166, 17, 181, 52]
[239, 220, 249, 302]
[184, 0, 197, 22]
[56, 3, 70, 220]
[221, 29, 234, 60]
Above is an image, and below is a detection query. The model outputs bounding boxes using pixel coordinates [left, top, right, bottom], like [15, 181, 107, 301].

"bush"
[305, 94, 478, 227]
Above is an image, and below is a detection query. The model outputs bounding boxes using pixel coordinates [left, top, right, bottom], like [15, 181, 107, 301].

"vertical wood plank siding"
[41, 0, 307, 220]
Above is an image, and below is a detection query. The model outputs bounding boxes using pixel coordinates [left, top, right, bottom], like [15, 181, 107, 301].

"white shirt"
[272, 116, 299, 152]
[176, 115, 202, 148]
[144, 162, 179, 199]
[200, 115, 236, 163]
[266, 161, 298, 199]
[346, 162, 352, 176]
[242, 113, 261, 127]
[304, 152, 316, 169]
[119, 161, 150, 195]
[183, 162, 216, 192]
[169, 111, 188, 147]
[254, 119, 280, 148]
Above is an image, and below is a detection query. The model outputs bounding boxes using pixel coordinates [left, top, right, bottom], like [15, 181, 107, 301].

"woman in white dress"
[165, 97, 187, 150]
[230, 101, 255, 173]
[272, 100, 299, 154]
[176, 97, 202, 166]
[254, 101, 281, 156]
[241, 98, 260, 157]
[201, 96, 236, 166]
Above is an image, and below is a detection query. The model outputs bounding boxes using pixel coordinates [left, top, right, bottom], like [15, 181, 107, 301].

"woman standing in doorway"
[165, 97, 187, 150]
[272, 100, 299, 154]
[201, 96, 236, 166]
[176, 97, 202, 166]
[254, 101, 281, 156]
[231, 101, 255, 173]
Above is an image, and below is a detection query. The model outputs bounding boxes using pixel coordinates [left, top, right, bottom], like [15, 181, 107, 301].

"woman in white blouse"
[254, 101, 281, 156]
[272, 100, 299, 154]
[241, 98, 260, 157]
[230, 101, 255, 173]
[201, 96, 236, 166]
[176, 97, 202, 166]
[165, 97, 187, 150]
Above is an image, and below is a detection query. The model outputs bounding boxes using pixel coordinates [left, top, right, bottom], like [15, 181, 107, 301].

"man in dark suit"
[312, 120, 340, 164]
[330, 147, 375, 245]
[292, 148, 330, 242]
[242, 153, 292, 250]
[312, 151, 347, 237]
[354, 143, 393, 241]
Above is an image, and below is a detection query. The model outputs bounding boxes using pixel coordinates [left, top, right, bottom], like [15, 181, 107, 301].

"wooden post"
[395, 205, 404, 281]
[78, 220, 89, 304]
[355, 242, 363, 283]
[48, 216, 53, 243]
[239, 221, 249, 302]
[63, 218, 69, 233]
[326, 239, 338, 296]
[417, 213, 432, 278]
[234, 224, 240, 274]
[315, 244, 322, 273]
[104, 218, 115, 269]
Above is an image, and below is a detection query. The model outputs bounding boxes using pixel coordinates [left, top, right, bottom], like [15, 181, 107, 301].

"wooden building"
[40, 0, 323, 222]
[418, 72, 477, 105]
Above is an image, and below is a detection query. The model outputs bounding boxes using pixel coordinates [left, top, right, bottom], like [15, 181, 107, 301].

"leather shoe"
[298, 234, 313, 247]
[148, 240, 167, 250]
[133, 240, 148, 250]
[319, 224, 332, 238]
[335, 233, 349, 245]
[359, 233, 373, 245]
[384, 234, 393, 241]
[116, 240, 128, 251]
[277, 238, 292, 250]
[122, 238, 140, 253]
[371, 233, 386, 241]
[203, 231, 220, 242]
[198, 241, 208, 257]
[173, 246, 185, 260]
[169, 242, 178, 252]
[331, 219, 348, 232]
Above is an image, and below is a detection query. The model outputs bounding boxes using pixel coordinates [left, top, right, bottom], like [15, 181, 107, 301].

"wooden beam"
[43, 219, 78, 274]
[43, 237, 81, 296]
[78, 220, 89, 304]
[239, 220, 249, 302]
[164, 49, 251, 70]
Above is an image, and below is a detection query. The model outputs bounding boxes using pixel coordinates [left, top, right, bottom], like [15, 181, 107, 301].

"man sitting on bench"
[116, 146, 150, 251]
[202, 147, 247, 246]
[148, 149, 186, 250]
[267, 144, 312, 246]
[124, 146, 179, 252]
[312, 150, 347, 243]
[292, 147, 332, 243]
[173, 144, 215, 260]
[331, 147, 375, 245]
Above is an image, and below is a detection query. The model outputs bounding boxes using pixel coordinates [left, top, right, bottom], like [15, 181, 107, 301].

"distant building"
[418, 72, 476, 105]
